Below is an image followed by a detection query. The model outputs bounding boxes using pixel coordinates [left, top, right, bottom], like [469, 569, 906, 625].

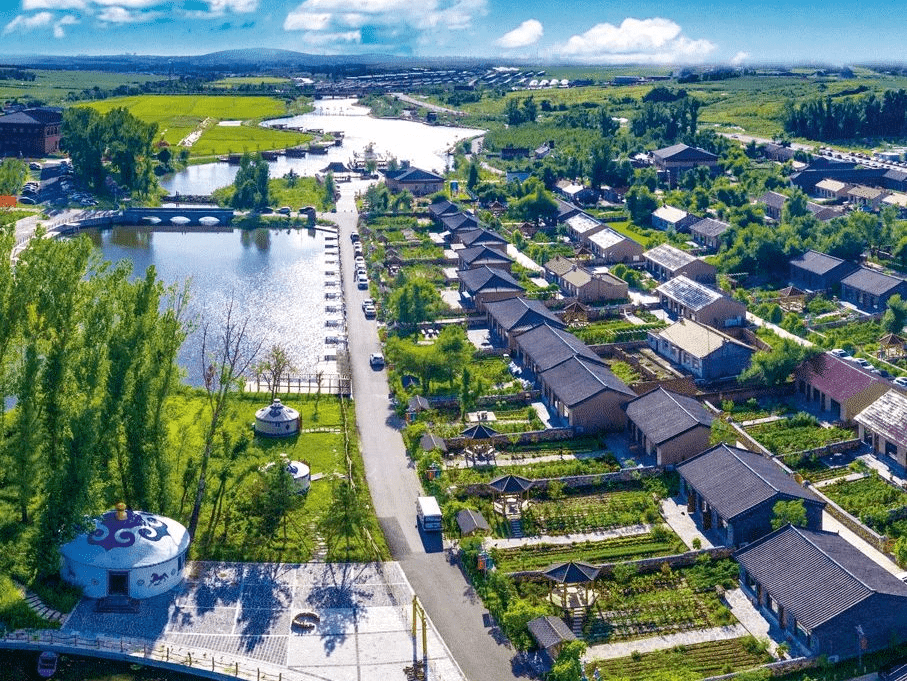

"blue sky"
[1, 0, 905, 65]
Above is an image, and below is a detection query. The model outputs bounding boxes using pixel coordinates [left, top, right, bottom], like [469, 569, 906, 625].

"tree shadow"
[236, 562, 295, 653]
[305, 563, 375, 657]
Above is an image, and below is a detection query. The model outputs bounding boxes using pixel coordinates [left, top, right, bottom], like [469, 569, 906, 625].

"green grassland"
[84, 95, 313, 158]
[0, 69, 167, 106]
[212, 76, 295, 88]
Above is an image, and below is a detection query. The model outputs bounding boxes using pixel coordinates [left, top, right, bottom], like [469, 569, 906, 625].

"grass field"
[0, 69, 166, 106]
[212, 76, 295, 88]
[84, 95, 313, 158]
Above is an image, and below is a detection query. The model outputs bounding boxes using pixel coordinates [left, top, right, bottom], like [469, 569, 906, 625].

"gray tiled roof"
[441, 212, 479, 231]
[757, 191, 787, 210]
[625, 387, 713, 444]
[644, 243, 697, 271]
[841, 267, 907, 296]
[456, 509, 490, 535]
[458, 266, 524, 295]
[484, 297, 564, 333]
[459, 245, 513, 267]
[677, 444, 823, 520]
[790, 250, 847, 276]
[384, 166, 444, 182]
[656, 276, 723, 311]
[734, 526, 907, 630]
[527, 616, 576, 650]
[460, 227, 507, 247]
[652, 144, 718, 163]
[515, 324, 604, 372]
[587, 227, 635, 251]
[690, 218, 730, 238]
[542, 561, 600, 584]
[540, 355, 635, 406]
[855, 389, 907, 449]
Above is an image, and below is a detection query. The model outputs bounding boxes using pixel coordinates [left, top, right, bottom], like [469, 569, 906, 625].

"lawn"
[745, 417, 855, 455]
[492, 529, 685, 572]
[0, 69, 167, 107]
[585, 637, 773, 681]
[83, 95, 312, 157]
[586, 558, 740, 644]
[161, 390, 388, 563]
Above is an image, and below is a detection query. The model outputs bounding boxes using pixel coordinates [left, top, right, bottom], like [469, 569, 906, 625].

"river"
[159, 97, 484, 195]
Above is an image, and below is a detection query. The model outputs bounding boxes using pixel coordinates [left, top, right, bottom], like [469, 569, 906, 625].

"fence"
[246, 374, 351, 396]
[0, 630, 292, 681]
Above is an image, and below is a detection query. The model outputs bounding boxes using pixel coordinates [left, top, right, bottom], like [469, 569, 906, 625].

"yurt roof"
[255, 399, 300, 423]
[60, 506, 190, 570]
[286, 461, 310, 480]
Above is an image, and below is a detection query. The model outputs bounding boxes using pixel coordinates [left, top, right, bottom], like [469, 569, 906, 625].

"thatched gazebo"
[542, 561, 600, 616]
[487, 474, 532, 518]
[879, 333, 907, 360]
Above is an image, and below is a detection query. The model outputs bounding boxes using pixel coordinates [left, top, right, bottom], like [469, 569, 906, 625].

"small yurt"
[60, 504, 190, 600]
[286, 460, 311, 493]
[255, 398, 301, 437]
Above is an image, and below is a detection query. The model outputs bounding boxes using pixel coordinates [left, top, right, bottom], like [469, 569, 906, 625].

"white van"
[416, 496, 442, 532]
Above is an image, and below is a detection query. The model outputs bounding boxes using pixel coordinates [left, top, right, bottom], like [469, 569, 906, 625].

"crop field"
[586, 637, 773, 681]
[492, 530, 685, 572]
[212, 76, 295, 88]
[83, 95, 312, 157]
[0, 68, 166, 106]
[823, 475, 907, 533]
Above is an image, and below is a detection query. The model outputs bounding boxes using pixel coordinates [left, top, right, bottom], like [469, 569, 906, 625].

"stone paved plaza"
[62, 561, 465, 681]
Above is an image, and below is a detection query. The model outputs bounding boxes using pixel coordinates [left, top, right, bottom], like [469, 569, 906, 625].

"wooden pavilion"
[542, 561, 600, 624]
[487, 474, 532, 519]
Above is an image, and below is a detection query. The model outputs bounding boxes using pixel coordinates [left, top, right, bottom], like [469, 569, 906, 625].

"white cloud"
[495, 19, 542, 49]
[730, 51, 749, 66]
[283, 0, 486, 47]
[54, 14, 79, 38]
[204, 0, 258, 13]
[283, 11, 333, 31]
[97, 6, 159, 23]
[4, 11, 53, 34]
[299, 30, 361, 45]
[91, 0, 162, 6]
[23, 0, 85, 9]
[559, 17, 715, 64]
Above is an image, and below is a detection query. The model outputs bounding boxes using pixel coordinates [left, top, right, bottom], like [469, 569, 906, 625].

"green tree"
[771, 499, 808, 530]
[323, 171, 336, 207]
[320, 479, 368, 559]
[513, 186, 558, 226]
[466, 161, 480, 191]
[740, 339, 818, 387]
[244, 459, 304, 543]
[500, 598, 548, 650]
[549, 640, 587, 681]
[626, 185, 658, 225]
[0, 159, 27, 195]
[254, 344, 296, 400]
[230, 153, 270, 209]
[882, 294, 907, 334]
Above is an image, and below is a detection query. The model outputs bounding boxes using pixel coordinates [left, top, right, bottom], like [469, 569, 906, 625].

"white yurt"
[254, 398, 301, 437]
[286, 460, 311, 493]
[60, 503, 190, 600]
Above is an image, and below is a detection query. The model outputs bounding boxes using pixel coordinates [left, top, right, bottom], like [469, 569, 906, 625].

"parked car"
[830, 348, 849, 358]
[350, 231, 359, 242]
[369, 352, 385, 368]
[357, 273, 368, 289]
[893, 376, 907, 388]
[276, 206, 291, 215]
[363, 302, 376, 318]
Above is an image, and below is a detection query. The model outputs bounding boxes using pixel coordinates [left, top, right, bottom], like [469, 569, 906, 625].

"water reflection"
[89, 226, 328, 386]
[159, 97, 484, 196]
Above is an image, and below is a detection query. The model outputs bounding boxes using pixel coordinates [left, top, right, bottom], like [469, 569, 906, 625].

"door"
[108, 571, 129, 596]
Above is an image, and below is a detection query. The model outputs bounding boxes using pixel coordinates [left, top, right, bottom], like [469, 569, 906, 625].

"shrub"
[612, 562, 639, 584]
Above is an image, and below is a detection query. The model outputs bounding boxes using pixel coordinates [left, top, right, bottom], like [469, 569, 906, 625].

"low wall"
[444, 426, 577, 452]
[460, 466, 662, 497]
[507, 546, 734, 581]
[698, 382, 795, 405]
[783, 438, 862, 460]
[700, 657, 817, 681]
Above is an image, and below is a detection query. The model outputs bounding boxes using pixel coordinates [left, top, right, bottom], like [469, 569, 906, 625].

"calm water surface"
[160, 97, 484, 195]
[87, 226, 336, 385]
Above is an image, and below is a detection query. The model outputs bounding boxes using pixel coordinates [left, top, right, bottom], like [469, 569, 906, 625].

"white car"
[829, 348, 849, 358]
[369, 352, 385, 368]
[357, 273, 368, 289]
[893, 376, 907, 388]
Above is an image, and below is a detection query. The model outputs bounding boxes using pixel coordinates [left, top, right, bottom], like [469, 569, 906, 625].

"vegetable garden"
[521, 487, 662, 536]
[585, 558, 740, 644]
[745, 414, 854, 455]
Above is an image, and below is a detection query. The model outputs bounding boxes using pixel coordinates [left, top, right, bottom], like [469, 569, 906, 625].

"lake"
[159, 97, 484, 196]
[87, 226, 338, 386]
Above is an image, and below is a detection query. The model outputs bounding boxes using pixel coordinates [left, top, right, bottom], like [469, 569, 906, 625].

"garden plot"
[823, 474, 907, 537]
[491, 529, 686, 573]
[745, 413, 854, 455]
[585, 637, 773, 680]
[585, 559, 739, 644]
[782, 451, 854, 484]
[522, 487, 662, 536]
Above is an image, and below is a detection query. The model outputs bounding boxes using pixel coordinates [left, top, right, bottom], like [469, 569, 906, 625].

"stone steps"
[15, 582, 68, 624]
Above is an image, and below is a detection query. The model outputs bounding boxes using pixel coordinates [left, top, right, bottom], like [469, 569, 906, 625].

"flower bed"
[586, 637, 773, 680]
[493, 530, 685, 572]
[585, 558, 739, 644]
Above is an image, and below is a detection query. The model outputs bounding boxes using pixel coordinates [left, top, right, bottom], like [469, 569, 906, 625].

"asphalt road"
[331, 182, 524, 681]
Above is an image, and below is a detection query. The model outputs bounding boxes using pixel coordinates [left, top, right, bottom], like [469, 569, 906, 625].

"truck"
[416, 496, 442, 533]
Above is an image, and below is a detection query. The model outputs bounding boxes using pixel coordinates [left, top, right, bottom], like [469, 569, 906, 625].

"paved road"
[390, 93, 465, 116]
[331, 182, 524, 681]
